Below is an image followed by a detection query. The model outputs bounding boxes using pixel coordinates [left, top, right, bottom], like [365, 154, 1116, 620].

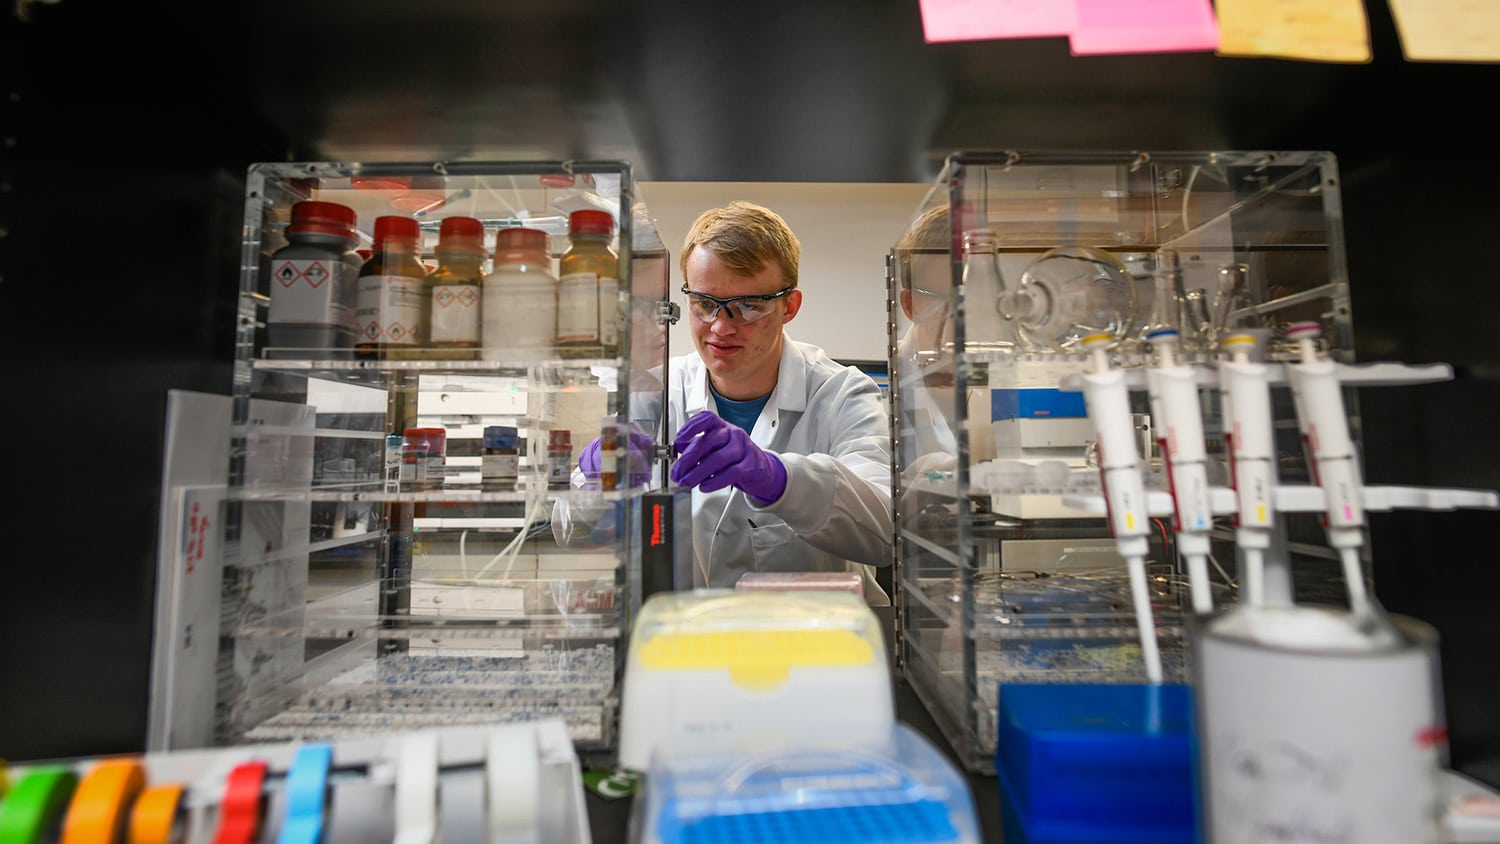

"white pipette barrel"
[1217, 332, 1277, 607]
[1079, 332, 1163, 683]
[1144, 328, 1215, 615]
[1283, 321, 1373, 618]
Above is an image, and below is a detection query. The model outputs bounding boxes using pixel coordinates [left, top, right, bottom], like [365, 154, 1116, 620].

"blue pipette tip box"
[994, 683, 1198, 844]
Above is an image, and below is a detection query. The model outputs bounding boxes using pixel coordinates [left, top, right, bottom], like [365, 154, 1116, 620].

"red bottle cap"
[549, 429, 572, 447]
[372, 215, 420, 250]
[288, 201, 356, 239]
[437, 216, 486, 255]
[568, 209, 615, 237]
[494, 227, 551, 264]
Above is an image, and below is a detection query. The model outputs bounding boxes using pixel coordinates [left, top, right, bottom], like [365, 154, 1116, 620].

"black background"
[3, 0, 1496, 796]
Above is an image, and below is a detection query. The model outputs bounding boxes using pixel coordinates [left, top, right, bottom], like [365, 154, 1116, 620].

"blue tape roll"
[275, 745, 332, 844]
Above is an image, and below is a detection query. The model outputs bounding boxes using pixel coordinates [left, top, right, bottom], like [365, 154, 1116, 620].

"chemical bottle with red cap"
[558, 209, 620, 359]
[482, 227, 558, 359]
[355, 215, 431, 360]
[428, 215, 486, 360]
[267, 200, 362, 357]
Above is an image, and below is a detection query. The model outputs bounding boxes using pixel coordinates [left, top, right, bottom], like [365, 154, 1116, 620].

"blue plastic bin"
[993, 683, 1198, 844]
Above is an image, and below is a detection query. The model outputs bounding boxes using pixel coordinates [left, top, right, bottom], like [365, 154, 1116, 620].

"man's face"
[683, 247, 800, 399]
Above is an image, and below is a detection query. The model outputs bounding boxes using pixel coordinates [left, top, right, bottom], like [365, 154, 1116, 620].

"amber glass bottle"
[428, 216, 486, 360]
[557, 209, 619, 359]
[355, 216, 430, 360]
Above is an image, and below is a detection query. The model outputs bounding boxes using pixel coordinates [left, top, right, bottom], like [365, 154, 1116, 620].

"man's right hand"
[577, 427, 656, 487]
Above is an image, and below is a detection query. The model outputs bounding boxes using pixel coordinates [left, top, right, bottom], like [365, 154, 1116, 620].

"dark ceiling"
[12, 0, 1494, 182]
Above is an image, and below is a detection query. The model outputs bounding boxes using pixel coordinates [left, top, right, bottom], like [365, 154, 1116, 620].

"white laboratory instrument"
[1196, 608, 1448, 844]
[1143, 327, 1216, 615]
[1216, 331, 1279, 607]
[1077, 332, 1163, 683]
[1282, 320, 1377, 621]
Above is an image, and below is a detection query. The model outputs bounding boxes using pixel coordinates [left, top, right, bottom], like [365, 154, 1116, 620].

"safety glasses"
[680, 285, 794, 324]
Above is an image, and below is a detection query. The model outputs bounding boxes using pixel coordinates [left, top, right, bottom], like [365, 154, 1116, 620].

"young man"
[556, 201, 894, 603]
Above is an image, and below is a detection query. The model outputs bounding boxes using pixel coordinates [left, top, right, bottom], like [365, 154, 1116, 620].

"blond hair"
[680, 201, 800, 289]
[894, 204, 954, 293]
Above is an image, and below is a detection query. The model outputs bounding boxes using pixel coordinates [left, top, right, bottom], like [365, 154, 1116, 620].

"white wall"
[638, 182, 930, 363]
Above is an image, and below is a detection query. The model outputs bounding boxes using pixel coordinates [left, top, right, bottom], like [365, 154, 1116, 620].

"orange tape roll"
[127, 783, 185, 844]
[60, 758, 146, 844]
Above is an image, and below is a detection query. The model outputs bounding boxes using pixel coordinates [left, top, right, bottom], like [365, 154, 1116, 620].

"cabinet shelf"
[228, 485, 641, 504]
[252, 355, 630, 376]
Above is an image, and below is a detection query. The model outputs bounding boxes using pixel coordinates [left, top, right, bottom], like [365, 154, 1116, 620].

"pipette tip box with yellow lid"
[617, 588, 894, 772]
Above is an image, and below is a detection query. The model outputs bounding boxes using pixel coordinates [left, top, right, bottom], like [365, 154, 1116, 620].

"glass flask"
[959, 228, 1021, 353]
[1001, 245, 1137, 352]
[1135, 247, 1185, 349]
[1210, 262, 1262, 339]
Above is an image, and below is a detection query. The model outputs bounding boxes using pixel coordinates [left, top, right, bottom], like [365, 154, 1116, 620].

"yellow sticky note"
[1389, 0, 1500, 62]
[1215, 0, 1371, 63]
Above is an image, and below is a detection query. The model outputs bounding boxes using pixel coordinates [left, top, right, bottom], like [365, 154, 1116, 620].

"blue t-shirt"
[710, 384, 771, 434]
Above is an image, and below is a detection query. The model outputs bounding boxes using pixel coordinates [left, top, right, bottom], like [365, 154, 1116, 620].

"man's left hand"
[670, 410, 787, 505]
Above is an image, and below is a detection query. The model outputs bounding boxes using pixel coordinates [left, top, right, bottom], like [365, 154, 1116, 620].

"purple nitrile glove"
[578, 427, 656, 488]
[670, 410, 788, 505]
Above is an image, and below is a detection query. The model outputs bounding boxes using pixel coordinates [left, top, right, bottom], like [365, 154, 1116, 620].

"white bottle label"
[557, 272, 600, 344]
[547, 451, 572, 484]
[418, 453, 446, 486]
[356, 275, 424, 345]
[482, 271, 558, 356]
[598, 276, 620, 348]
[430, 284, 480, 345]
[481, 453, 520, 484]
[269, 259, 355, 327]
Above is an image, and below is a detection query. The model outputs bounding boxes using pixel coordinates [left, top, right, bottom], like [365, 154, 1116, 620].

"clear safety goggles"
[680, 285, 794, 324]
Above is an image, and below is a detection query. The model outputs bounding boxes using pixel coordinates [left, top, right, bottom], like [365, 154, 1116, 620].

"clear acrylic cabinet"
[158, 161, 671, 766]
[886, 150, 1358, 773]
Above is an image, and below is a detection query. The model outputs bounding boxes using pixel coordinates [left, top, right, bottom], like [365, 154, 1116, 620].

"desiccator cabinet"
[151, 161, 673, 767]
[886, 150, 1362, 773]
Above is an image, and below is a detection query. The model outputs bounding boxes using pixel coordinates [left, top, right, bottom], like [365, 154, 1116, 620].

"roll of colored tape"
[276, 745, 332, 844]
[0, 766, 78, 844]
[210, 760, 267, 844]
[392, 734, 439, 844]
[126, 782, 185, 844]
[60, 758, 146, 844]
[485, 728, 539, 844]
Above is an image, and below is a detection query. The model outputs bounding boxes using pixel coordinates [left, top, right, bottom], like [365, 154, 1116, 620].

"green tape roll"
[0, 766, 79, 844]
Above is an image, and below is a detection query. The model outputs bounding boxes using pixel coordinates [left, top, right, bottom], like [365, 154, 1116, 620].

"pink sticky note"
[1069, 0, 1220, 55]
[920, 0, 1078, 43]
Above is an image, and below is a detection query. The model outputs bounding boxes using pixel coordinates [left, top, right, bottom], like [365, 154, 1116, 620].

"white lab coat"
[554, 336, 894, 604]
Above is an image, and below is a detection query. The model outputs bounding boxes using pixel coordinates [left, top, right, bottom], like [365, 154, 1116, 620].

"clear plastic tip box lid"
[632, 722, 983, 844]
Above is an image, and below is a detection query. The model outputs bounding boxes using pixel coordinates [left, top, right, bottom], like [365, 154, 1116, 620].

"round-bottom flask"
[1002, 245, 1137, 352]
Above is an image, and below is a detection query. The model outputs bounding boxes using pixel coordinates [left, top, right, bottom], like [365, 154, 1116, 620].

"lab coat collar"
[684, 332, 808, 415]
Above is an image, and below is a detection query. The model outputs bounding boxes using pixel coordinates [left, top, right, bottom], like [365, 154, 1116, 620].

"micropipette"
[1216, 332, 1277, 607]
[1078, 332, 1163, 683]
[1143, 328, 1216, 615]
[1282, 321, 1375, 620]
